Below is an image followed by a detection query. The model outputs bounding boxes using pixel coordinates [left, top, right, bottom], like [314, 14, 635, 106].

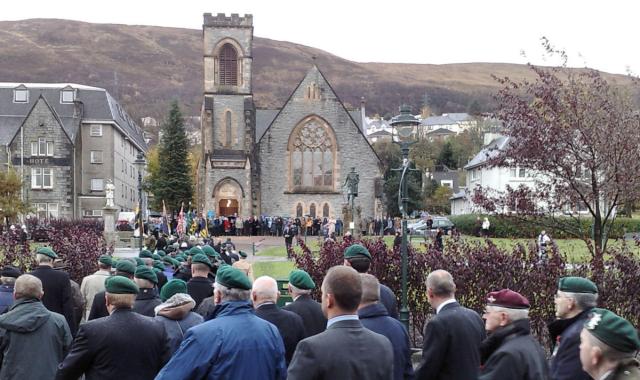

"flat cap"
[215, 265, 252, 290]
[160, 279, 187, 302]
[584, 308, 640, 353]
[192, 253, 212, 268]
[289, 269, 315, 290]
[115, 260, 136, 275]
[0, 266, 22, 278]
[36, 247, 57, 259]
[99, 255, 113, 266]
[105, 276, 139, 295]
[139, 250, 153, 259]
[344, 244, 371, 260]
[558, 277, 598, 294]
[486, 289, 530, 309]
[135, 266, 158, 284]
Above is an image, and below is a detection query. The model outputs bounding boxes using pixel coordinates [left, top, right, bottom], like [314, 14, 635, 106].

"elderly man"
[56, 276, 169, 379]
[0, 266, 22, 313]
[156, 265, 286, 380]
[358, 273, 413, 380]
[133, 266, 161, 317]
[88, 259, 136, 320]
[579, 308, 640, 379]
[288, 265, 393, 380]
[80, 255, 112, 321]
[548, 277, 598, 380]
[154, 279, 203, 355]
[284, 269, 326, 337]
[479, 289, 549, 380]
[343, 244, 398, 318]
[252, 275, 306, 365]
[29, 247, 75, 334]
[0, 275, 72, 380]
[415, 269, 485, 380]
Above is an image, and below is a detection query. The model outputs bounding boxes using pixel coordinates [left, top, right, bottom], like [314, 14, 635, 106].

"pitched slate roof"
[255, 109, 279, 141]
[464, 136, 509, 170]
[0, 83, 147, 150]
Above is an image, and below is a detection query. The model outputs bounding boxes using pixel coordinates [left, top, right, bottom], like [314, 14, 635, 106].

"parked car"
[424, 216, 456, 237]
[30, 226, 50, 242]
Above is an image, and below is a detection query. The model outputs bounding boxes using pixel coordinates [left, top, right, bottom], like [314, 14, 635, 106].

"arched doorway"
[214, 179, 243, 217]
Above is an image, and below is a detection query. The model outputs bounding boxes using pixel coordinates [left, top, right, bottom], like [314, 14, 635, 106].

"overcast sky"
[3, 0, 638, 75]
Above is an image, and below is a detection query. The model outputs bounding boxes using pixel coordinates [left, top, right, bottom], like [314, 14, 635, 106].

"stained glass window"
[290, 119, 334, 189]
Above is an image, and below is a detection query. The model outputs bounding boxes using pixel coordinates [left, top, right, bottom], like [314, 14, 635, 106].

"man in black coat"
[29, 247, 76, 335]
[479, 289, 549, 380]
[548, 277, 597, 380]
[283, 270, 326, 337]
[252, 275, 306, 365]
[133, 266, 161, 317]
[288, 266, 393, 380]
[56, 276, 169, 380]
[343, 244, 398, 319]
[186, 254, 214, 309]
[415, 270, 486, 380]
[88, 260, 136, 320]
[358, 274, 413, 380]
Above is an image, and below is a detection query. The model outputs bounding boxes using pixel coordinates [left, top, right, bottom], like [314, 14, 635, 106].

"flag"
[177, 203, 185, 237]
[161, 200, 169, 235]
[200, 214, 209, 238]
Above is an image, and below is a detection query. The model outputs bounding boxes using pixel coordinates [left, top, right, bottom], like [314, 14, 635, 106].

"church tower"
[200, 13, 256, 218]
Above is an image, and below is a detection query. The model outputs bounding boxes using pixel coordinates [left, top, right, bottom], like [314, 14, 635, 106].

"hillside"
[0, 18, 634, 126]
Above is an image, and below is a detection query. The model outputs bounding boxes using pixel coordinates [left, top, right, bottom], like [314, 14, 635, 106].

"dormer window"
[60, 87, 75, 103]
[13, 86, 28, 103]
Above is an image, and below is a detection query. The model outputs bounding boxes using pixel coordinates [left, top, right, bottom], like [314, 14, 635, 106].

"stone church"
[198, 13, 383, 220]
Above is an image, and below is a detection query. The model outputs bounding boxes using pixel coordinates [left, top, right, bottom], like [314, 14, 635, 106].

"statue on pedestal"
[105, 180, 115, 208]
[343, 167, 359, 204]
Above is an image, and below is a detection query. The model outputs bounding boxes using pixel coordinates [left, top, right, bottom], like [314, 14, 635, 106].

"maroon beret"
[486, 289, 530, 309]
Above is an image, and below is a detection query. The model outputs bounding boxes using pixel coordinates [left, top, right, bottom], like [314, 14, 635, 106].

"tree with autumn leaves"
[473, 41, 640, 272]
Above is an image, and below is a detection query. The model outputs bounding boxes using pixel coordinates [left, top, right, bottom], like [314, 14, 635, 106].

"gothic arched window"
[225, 110, 232, 147]
[296, 203, 303, 217]
[219, 44, 238, 86]
[309, 203, 316, 218]
[323, 203, 330, 218]
[290, 117, 335, 190]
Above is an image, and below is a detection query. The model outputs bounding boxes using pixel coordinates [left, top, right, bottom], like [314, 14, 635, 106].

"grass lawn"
[253, 261, 295, 279]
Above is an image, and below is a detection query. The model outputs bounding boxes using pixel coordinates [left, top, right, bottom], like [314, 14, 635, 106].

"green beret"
[175, 256, 185, 263]
[152, 254, 162, 261]
[153, 260, 165, 271]
[135, 266, 158, 284]
[36, 247, 58, 259]
[192, 253, 212, 268]
[134, 257, 145, 267]
[558, 277, 598, 294]
[239, 251, 248, 258]
[160, 279, 187, 302]
[202, 245, 219, 258]
[344, 244, 371, 260]
[115, 260, 136, 275]
[156, 250, 166, 257]
[215, 265, 252, 290]
[99, 255, 113, 266]
[152, 267, 161, 274]
[584, 308, 640, 353]
[105, 275, 139, 295]
[162, 256, 176, 266]
[139, 250, 153, 259]
[289, 269, 315, 290]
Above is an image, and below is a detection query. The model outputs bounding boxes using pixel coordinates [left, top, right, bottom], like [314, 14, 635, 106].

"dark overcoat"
[283, 294, 326, 337]
[255, 303, 306, 365]
[29, 266, 76, 334]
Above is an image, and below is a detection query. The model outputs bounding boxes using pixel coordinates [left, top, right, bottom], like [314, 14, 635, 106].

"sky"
[3, 0, 638, 75]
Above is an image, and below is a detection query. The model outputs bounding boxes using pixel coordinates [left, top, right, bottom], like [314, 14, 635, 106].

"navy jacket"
[283, 294, 327, 337]
[133, 288, 161, 317]
[380, 284, 399, 319]
[255, 303, 306, 365]
[87, 291, 108, 320]
[187, 277, 213, 309]
[548, 309, 592, 380]
[415, 301, 486, 380]
[0, 285, 14, 314]
[358, 303, 414, 380]
[56, 308, 169, 380]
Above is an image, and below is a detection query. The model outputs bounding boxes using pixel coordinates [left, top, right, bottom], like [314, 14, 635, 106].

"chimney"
[360, 97, 366, 135]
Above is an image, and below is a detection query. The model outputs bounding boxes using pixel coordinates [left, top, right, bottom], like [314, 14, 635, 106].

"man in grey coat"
[0, 274, 72, 380]
[288, 265, 393, 380]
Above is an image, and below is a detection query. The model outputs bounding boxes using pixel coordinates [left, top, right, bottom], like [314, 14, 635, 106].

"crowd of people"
[0, 239, 637, 379]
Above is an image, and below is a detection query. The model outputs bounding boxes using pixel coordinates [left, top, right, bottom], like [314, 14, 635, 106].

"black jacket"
[133, 288, 161, 317]
[415, 301, 486, 380]
[255, 303, 306, 365]
[283, 294, 327, 337]
[87, 291, 108, 321]
[187, 277, 213, 309]
[479, 318, 549, 380]
[29, 266, 76, 334]
[359, 302, 414, 380]
[288, 319, 393, 380]
[548, 309, 592, 380]
[56, 308, 169, 380]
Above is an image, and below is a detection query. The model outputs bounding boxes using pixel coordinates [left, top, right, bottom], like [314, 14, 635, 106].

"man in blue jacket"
[156, 265, 286, 380]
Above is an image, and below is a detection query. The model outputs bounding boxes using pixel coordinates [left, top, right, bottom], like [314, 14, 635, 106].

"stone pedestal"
[103, 205, 118, 248]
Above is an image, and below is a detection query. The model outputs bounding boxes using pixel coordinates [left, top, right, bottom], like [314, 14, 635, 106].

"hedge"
[449, 214, 640, 239]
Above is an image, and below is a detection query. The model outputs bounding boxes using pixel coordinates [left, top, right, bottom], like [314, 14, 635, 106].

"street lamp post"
[134, 152, 146, 253]
[390, 105, 419, 331]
